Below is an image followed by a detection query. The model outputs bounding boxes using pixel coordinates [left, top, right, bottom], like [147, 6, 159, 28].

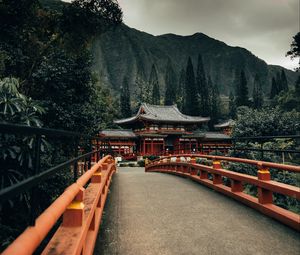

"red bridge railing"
[145, 154, 300, 231]
[2, 155, 116, 255]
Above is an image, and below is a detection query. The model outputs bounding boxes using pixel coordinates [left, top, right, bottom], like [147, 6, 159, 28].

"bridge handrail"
[151, 154, 300, 173]
[146, 154, 300, 231]
[0, 149, 100, 202]
[2, 155, 116, 255]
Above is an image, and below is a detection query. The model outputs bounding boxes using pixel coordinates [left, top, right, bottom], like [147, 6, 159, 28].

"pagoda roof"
[99, 129, 137, 138]
[114, 103, 210, 125]
[214, 119, 235, 129]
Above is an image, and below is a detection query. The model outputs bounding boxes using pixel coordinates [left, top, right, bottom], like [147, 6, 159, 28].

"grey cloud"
[119, 0, 299, 70]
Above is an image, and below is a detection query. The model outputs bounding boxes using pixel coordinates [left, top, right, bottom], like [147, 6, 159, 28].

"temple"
[99, 103, 231, 159]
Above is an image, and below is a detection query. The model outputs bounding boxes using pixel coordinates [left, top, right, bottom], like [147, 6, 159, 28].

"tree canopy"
[286, 32, 300, 71]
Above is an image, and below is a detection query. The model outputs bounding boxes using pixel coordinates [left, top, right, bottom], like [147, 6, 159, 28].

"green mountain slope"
[93, 24, 298, 96]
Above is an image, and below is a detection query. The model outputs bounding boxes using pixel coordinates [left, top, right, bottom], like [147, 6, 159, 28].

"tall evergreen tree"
[135, 66, 149, 104]
[184, 57, 198, 115]
[276, 71, 283, 92]
[176, 68, 185, 111]
[270, 77, 278, 99]
[228, 91, 237, 119]
[120, 76, 131, 118]
[234, 69, 241, 97]
[164, 59, 177, 105]
[280, 70, 288, 91]
[149, 64, 160, 105]
[252, 74, 263, 109]
[235, 70, 249, 106]
[209, 76, 220, 125]
[196, 54, 209, 116]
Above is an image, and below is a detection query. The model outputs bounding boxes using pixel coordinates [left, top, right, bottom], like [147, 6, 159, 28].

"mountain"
[92, 24, 298, 97]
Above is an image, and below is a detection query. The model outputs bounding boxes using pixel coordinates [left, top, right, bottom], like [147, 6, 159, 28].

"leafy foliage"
[274, 75, 300, 112]
[0, 78, 48, 251]
[232, 107, 300, 137]
[230, 106, 300, 213]
[286, 32, 300, 71]
[0, 0, 123, 251]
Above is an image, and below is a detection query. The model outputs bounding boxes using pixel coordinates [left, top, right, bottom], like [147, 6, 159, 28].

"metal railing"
[0, 123, 106, 199]
[0, 122, 116, 255]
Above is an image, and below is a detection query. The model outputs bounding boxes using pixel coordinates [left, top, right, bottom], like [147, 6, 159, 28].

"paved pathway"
[94, 167, 300, 255]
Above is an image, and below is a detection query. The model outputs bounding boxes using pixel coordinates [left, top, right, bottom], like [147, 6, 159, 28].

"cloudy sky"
[64, 0, 299, 70]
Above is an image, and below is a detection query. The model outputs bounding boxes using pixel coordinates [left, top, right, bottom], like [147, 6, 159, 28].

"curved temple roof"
[114, 103, 210, 124]
[99, 129, 137, 138]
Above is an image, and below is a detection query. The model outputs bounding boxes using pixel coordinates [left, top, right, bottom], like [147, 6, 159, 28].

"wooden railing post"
[212, 159, 222, 184]
[63, 187, 85, 227]
[231, 180, 243, 192]
[257, 165, 273, 204]
[200, 170, 208, 179]
[91, 166, 102, 183]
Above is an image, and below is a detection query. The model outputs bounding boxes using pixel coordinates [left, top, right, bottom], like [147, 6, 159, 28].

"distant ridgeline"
[93, 24, 297, 97]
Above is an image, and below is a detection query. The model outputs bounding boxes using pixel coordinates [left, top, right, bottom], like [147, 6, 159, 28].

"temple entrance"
[165, 135, 177, 154]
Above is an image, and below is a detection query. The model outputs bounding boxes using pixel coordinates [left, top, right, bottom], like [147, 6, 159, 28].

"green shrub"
[196, 158, 211, 166]
[137, 160, 145, 167]
[143, 155, 159, 161]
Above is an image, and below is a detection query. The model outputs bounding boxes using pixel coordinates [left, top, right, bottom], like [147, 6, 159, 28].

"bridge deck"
[94, 167, 299, 255]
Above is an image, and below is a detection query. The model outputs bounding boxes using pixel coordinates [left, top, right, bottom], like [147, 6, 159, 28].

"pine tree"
[149, 64, 160, 105]
[120, 76, 131, 118]
[176, 68, 185, 111]
[276, 71, 283, 92]
[135, 66, 148, 104]
[252, 74, 263, 109]
[280, 70, 288, 91]
[228, 91, 236, 119]
[234, 69, 241, 97]
[184, 57, 198, 115]
[164, 59, 177, 105]
[196, 54, 209, 116]
[235, 70, 249, 106]
[209, 76, 220, 125]
[270, 77, 278, 99]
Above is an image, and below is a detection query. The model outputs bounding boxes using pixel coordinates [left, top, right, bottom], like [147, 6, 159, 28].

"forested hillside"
[93, 24, 298, 96]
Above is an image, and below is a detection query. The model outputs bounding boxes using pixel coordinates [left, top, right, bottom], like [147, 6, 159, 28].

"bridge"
[0, 124, 299, 254]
